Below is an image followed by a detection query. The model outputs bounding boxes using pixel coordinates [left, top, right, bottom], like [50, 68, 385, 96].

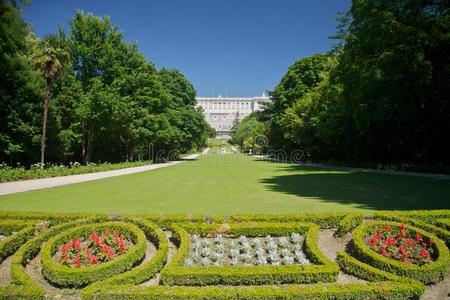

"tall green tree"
[31, 35, 70, 165]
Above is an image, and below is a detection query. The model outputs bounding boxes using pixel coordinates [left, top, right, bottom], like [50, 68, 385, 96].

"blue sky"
[22, 0, 350, 97]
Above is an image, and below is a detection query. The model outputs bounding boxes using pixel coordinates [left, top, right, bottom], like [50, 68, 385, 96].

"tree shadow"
[259, 165, 450, 211]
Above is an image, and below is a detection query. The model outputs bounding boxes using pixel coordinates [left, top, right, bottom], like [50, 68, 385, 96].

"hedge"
[0, 220, 36, 263]
[437, 218, 450, 231]
[374, 214, 450, 246]
[78, 282, 425, 300]
[41, 222, 147, 288]
[82, 217, 169, 299]
[335, 212, 364, 237]
[160, 222, 339, 286]
[141, 212, 348, 229]
[351, 220, 450, 284]
[0, 211, 107, 226]
[374, 210, 450, 225]
[2, 217, 106, 300]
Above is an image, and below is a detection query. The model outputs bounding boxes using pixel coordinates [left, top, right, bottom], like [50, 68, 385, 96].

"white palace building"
[196, 94, 271, 138]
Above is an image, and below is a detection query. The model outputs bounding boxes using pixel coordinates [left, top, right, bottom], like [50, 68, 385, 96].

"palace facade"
[196, 94, 271, 138]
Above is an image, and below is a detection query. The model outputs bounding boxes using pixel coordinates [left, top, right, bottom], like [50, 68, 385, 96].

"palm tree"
[31, 36, 70, 166]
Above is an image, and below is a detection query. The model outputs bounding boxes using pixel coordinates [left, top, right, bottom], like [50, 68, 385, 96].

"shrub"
[0, 220, 36, 263]
[79, 282, 425, 300]
[436, 219, 450, 231]
[41, 222, 146, 288]
[335, 212, 364, 237]
[351, 220, 450, 284]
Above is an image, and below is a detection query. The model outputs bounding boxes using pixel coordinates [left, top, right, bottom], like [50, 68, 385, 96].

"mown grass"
[0, 154, 449, 214]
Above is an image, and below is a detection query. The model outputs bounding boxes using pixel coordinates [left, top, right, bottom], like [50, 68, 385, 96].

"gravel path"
[0, 161, 182, 196]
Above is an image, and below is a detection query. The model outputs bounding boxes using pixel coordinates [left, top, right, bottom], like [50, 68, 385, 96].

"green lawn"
[0, 154, 449, 215]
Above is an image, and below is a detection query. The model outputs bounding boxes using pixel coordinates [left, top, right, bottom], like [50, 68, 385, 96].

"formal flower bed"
[185, 233, 311, 266]
[365, 223, 435, 265]
[57, 230, 131, 268]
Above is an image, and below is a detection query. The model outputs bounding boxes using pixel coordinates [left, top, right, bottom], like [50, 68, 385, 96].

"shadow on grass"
[259, 165, 450, 211]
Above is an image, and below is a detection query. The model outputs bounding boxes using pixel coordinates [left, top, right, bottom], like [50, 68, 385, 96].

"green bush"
[4, 217, 106, 300]
[375, 210, 450, 225]
[0, 161, 150, 182]
[82, 218, 169, 299]
[40, 222, 147, 288]
[0, 211, 106, 226]
[0, 221, 35, 263]
[160, 222, 338, 286]
[437, 219, 450, 231]
[335, 212, 364, 237]
[78, 282, 425, 300]
[374, 214, 450, 246]
[351, 220, 450, 284]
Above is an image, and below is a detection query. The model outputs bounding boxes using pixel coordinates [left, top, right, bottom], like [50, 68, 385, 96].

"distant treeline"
[1, 1, 214, 166]
[231, 0, 450, 171]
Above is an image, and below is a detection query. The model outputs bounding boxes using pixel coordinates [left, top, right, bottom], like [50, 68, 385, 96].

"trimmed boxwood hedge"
[82, 217, 169, 299]
[160, 222, 339, 286]
[0, 220, 36, 263]
[437, 218, 450, 231]
[335, 212, 364, 237]
[2, 217, 106, 300]
[78, 282, 425, 300]
[141, 212, 348, 229]
[40, 222, 147, 288]
[351, 220, 450, 284]
[374, 213, 450, 247]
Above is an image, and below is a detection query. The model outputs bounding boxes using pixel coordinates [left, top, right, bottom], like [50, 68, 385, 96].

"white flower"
[282, 255, 294, 265]
[280, 248, 291, 257]
[253, 239, 262, 248]
[210, 251, 222, 261]
[256, 256, 267, 265]
[241, 252, 252, 262]
[293, 243, 302, 252]
[215, 234, 224, 244]
[268, 252, 278, 263]
[216, 243, 225, 253]
[291, 233, 302, 244]
[278, 237, 289, 248]
[201, 246, 210, 257]
[256, 248, 266, 257]
[201, 256, 210, 266]
[185, 257, 194, 267]
[239, 236, 248, 244]
[230, 248, 240, 258]
[230, 257, 240, 265]
[267, 241, 278, 252]
[191, 234, 200, 243]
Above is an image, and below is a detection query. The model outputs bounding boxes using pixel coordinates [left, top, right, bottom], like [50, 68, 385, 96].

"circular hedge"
[41, 222, 147, 288]
[351, 220, 450, 284]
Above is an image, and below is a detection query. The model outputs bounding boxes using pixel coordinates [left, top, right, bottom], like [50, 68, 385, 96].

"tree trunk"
[40, 78, 51, 166]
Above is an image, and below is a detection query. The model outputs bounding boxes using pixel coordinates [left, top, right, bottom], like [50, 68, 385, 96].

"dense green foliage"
[0, 161, 148, 182]
[259, 0, 450, 169]
[230, 111, 267, 152]
[0, 3, 210, 166]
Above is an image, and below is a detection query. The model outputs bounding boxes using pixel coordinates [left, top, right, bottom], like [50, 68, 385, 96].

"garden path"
[0, 161, 182, 196]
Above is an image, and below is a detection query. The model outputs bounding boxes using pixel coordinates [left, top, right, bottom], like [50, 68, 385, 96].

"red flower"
[421, 248, 430, 259]
[414, 233, 422, 242]
[71, 238, 82, 251]
[87, 254, 99, 265]
[429, 239, 435, 246]
[71, 256, 81, 268]
[386, 236, 397, 246]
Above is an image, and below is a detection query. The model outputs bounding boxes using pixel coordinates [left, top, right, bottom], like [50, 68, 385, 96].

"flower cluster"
[185, 233, 311, 267]
[366, 224, 435, 265]
[58, 230, 128, 268]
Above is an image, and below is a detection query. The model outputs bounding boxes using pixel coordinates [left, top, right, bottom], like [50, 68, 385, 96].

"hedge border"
[140, 212, 348, 229]
[0, 216, 107, 300]
[82, 217, 169, 299]
[351, 220, 450, 284]
[78, 282, 425, 300]
[41, 222, 147, 288]
[335, 212, 364, 237]
[437, 218, 450, 231]
[0, 220, 36, 263]
[374, 214, 450, 246]
[159, 222, 339, 286]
